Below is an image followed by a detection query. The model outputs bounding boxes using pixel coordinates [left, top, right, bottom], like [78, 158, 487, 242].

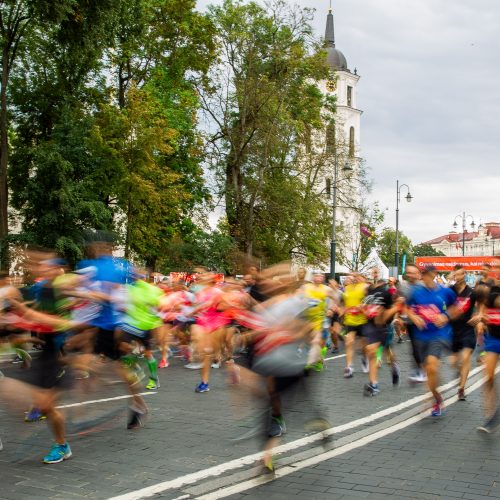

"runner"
[449, 265, 479, 401]
[362, 278, 403, 396]
[301, 272, 332, 371]
[476, 258, 500, 433]
[341, 273, 369, 378]
[406, 265, 457, 417]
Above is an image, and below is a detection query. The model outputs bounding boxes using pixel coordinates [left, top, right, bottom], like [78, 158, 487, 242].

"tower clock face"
[326, 79, 337, 92]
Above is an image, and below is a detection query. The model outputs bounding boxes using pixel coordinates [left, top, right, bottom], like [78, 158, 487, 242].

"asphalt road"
[0, 340, 499, 500]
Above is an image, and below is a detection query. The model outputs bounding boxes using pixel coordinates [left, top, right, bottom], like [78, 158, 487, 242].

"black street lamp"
[326, 160, 352, 280]
[453, 212, 476, 256]
[395, 180, 412, 275]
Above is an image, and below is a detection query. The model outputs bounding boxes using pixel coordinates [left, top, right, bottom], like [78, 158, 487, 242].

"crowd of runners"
[0, 239, 499, 471]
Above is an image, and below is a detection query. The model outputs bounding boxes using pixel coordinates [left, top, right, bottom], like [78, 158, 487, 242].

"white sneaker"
[361, 357, 369, 373]
[211, 362, 221, 369]
[184, 362, 203, 370]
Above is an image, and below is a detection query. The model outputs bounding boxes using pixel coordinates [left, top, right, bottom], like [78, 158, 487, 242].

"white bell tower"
[323, 7, 362, 160]
[322, 5, 364, 272]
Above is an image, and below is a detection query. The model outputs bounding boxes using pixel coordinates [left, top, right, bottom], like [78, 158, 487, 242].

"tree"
[0, 0, 75, 269]
[413, 243, 445, 258]
[203, 0, 345, 265]
[377, 227, 413, 269]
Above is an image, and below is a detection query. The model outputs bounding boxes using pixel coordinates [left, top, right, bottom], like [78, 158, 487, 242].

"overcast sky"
[198, 0, 500, 244]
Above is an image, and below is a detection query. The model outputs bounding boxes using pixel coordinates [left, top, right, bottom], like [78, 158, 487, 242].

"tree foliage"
[413, 243, 445, 258]
[377, 227, 413, 269]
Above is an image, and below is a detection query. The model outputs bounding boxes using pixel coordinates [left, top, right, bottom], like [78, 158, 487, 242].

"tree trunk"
[0, 47, 10, 270]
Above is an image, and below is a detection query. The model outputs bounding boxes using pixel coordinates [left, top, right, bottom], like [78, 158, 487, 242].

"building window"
[326, 121, 336, 154]
[349, 126, 355, 157]
[347, 86, 352, 107]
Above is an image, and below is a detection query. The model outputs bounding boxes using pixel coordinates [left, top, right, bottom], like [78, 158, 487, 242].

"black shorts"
[330, 314, 341, 325]
[415, 338, 451, 361]
[345, 324, 364, 336]
[94, 328, 120, 360]
[362, 323, 387, 346]
[119, 324, 153, 351]
[452, 328, 476, 353]
[18, 350, 71, 390]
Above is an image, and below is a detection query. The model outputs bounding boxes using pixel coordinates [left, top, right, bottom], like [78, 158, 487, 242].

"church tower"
[323, 7, 362, 159]
[323, 5, 364, 272]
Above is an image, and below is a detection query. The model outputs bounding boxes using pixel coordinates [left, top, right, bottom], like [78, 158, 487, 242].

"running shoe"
[391, 363, 401, 386]
[477, 410, 499, 434]
[330, 346, 339, 354]
[431, 402, 443, 417]
[43, 443, 72, 464]
[146, 377, 160, 390]
[343, 366, 353, 378]
[11, 355, 23, 364]
[268, 416, 286, 437]
[25, 408, 46, 422]
[458, 388, 466, 401]
[408, 369, 426, 383]
[184, 362, 203, 370]
[158, 359, 169, 369]
[195, 382, 210, 393]
[363, 383, 380, 397]
[127, 410, 144, 430]
[361, 357, 369, 373]
[211, 361, 221, 369]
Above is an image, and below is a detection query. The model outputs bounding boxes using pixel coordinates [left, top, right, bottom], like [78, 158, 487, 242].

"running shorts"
[94, 328, 120, 360]
[451, 328, 476, 353]
[120, 323, 152, 350]
[484, 334, 500, 354]
[344, 324, 364, 336]
[361, 323, 386, 346]
[414, 337, 451, 360]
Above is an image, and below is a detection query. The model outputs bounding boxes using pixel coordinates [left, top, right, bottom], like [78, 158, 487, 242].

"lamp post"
[452, 212, 476, 256]
[395, 180, 412, 276]
[326, 160, 352, 280]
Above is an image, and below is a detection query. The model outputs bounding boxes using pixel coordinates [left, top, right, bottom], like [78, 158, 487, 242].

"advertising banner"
[415, 256, 498, 272]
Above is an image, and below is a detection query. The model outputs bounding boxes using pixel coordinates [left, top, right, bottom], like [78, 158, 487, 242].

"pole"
[462, 211, 466, 256]
[395, 179, 400, 274]
[330, 156, 338, 280]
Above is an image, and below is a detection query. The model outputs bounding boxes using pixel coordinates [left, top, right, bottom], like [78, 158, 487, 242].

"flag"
[360, 225, 373, 239]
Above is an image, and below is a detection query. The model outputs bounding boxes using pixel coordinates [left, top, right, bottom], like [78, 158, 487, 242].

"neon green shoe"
[145, 377, 159, 390]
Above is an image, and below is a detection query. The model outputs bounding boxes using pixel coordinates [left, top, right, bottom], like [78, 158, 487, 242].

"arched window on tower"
[326, 121, 336, 154]
[349, 126, 355, 157]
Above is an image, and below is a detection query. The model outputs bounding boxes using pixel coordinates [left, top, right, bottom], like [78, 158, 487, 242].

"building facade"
[422, 222, 500, 257]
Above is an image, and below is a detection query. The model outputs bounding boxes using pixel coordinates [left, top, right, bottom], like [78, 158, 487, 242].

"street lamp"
[452, 212, 476, 256]
[326, 160, 352, 280]
[395, 180, 412, 276]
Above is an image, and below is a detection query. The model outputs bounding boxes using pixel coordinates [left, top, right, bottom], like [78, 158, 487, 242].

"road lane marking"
[57, 392, 157, 409]
[108, 366, 483, 500]
[196, 366, 500, 499]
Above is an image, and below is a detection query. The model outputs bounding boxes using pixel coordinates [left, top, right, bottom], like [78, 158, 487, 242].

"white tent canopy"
[360, 249, 389, 280]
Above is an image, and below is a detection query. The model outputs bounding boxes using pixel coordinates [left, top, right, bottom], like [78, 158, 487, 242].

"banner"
[415, 256, 498, 272]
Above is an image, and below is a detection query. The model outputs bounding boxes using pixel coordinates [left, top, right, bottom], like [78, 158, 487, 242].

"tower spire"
[325, 4, 335, 47]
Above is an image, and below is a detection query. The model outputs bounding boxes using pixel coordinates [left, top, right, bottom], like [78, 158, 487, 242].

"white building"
[422, 222, 500, 257]
[322, 7, 364, 272]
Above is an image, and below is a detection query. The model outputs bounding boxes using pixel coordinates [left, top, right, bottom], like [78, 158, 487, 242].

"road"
[1, 341, 499, 500]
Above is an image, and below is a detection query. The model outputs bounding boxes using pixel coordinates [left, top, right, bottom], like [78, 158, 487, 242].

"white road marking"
[107, 366, 483, 500]
[323, 353, 346, 361]
[57, 392, 157, 409]
[197, 366, 500, 499]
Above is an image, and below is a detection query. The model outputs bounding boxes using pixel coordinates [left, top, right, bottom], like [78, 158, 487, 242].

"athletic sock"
[146, 356, 158, 380]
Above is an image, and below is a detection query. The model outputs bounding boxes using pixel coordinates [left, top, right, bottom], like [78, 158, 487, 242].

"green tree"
[413, 243, 445, 258]
[0, 0, 75, 269]
[377, 227, 413, 269]
[204, 0, 334, 263]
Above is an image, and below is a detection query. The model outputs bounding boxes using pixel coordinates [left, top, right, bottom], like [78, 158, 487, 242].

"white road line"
[323, 353, 346, 361]
[107, 366, 483, 500]
[57, 392, 157, 409]
[197, 366, 500, 499]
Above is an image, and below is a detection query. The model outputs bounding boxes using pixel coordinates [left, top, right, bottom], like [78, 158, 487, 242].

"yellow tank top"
[303, 283, 329, 320]
[343, 282, 367, 326]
